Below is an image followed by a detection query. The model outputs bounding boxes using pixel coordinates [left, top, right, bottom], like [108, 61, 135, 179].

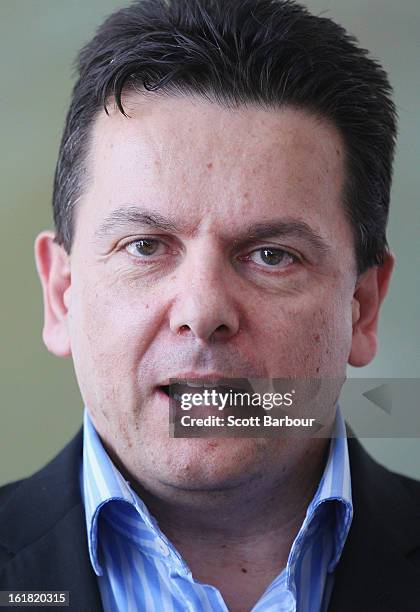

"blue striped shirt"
[81, 406, 353, 611]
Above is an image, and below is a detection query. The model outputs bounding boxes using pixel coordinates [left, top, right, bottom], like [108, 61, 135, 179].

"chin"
[150, 436, 270, 491]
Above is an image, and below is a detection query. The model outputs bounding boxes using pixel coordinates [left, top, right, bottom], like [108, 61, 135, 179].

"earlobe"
[348, 252, 395, 367]
[34, 231, 72, 357]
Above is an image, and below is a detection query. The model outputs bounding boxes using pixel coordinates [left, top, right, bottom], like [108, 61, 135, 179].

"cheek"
[308, 301, 353, 375]
[67, 278, 159, 407]
[253, 290, 353, 377]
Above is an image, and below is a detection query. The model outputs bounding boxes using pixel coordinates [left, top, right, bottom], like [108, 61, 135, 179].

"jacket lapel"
[0, 429, 102, 611]
[328, 436, 420, 612]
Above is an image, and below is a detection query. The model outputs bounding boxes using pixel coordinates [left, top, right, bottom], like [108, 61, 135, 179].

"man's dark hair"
[53, 0, 397, 274]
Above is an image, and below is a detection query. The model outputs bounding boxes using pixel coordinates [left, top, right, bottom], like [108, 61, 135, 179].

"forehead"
[77, 94, 351, 250]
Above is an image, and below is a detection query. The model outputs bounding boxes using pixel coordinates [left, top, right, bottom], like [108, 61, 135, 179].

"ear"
[34, 231, 72, 357]
[348, 252, 395, 367]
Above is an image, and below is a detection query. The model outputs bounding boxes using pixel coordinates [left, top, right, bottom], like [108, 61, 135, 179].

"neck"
[130, 437, 330, 610]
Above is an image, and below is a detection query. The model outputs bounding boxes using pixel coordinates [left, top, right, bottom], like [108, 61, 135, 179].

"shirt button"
[158, 541, 170, 556]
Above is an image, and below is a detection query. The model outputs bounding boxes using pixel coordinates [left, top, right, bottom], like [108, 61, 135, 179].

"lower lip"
[156, 387, 169, 399]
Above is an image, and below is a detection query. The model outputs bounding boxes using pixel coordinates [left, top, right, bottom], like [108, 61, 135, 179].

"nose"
[169, 250, 240, 342]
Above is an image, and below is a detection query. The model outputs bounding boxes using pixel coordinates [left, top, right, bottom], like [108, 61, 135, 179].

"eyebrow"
[94, 205, 184, 239]
[94, 205, 331, 256]
[235, 220, 330, 256]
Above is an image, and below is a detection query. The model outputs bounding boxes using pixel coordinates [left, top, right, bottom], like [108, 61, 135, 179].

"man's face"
[49, 96, 360, 492]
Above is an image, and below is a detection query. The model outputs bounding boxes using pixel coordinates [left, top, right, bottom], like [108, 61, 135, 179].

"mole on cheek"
[206, 162, 213, 169]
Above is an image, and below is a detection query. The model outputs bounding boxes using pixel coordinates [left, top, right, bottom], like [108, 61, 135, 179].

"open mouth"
[158, 379, 259, 413]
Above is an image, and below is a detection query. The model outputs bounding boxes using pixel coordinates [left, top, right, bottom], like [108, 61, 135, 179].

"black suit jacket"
[1, 429, 420, 612]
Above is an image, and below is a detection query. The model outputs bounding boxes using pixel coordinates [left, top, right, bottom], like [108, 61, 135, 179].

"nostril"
[176, 324, 193, 336]
[216, 324, 229, 333]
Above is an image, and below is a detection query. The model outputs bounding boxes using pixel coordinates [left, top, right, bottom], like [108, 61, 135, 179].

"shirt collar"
[81, 408, 165, 575]
[286, 405, 353, 585]
[82, 405, 352, 577]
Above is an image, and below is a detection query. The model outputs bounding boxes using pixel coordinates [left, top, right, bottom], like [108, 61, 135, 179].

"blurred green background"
[1, 0, 419, 485]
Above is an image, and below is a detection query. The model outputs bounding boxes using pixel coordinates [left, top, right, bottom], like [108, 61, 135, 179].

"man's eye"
[248, 247, 298, 268]
[125, 238, 165, 257]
